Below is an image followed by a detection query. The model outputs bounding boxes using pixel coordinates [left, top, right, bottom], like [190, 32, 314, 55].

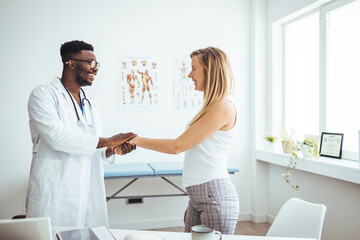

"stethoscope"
[61, 80, 94, 128]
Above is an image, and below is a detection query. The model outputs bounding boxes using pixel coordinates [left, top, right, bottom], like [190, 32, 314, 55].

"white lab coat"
[26, 77, 114, 227]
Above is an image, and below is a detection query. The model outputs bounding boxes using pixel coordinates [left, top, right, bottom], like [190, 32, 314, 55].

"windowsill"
[256, 149, 360, 184]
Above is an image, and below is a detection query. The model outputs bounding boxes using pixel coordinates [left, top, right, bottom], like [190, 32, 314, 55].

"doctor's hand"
[106, 142, 136, 157]
[98, 132, 137, 149]
[110, 132, 137, 146]
[113, 142, 136, 155]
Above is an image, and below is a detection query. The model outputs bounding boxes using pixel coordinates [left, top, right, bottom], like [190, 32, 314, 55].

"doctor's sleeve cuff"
[102, 148, 116, 164]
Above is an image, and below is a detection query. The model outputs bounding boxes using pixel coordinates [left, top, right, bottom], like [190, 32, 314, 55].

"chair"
[0, 217, 52, 240]
[266, 198, 326, 240]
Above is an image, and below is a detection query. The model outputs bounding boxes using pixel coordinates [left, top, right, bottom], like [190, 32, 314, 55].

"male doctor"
[26, 40, 136, 227]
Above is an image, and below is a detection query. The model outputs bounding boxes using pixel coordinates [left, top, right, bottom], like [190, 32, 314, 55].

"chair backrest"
[267, 198, 326, 240]
[0, 217, 52, 240]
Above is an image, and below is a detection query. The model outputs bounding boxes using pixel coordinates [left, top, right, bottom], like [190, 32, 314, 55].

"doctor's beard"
[75, 72, 92, 86]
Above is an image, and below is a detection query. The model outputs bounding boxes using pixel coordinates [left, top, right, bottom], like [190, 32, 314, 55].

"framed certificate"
[319, 132, 344, 159]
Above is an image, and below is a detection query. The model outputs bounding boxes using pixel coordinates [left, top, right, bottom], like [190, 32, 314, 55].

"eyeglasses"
[70, 59, 100, 69]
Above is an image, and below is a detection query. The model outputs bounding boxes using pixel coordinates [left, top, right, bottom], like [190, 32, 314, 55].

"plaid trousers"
[184, 178, 239, 235]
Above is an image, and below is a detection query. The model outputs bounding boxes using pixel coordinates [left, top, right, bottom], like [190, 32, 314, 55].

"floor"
[149, 221, 271, 236]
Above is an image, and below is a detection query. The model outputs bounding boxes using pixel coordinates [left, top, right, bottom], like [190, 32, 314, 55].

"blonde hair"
[189, 47, 235, 125]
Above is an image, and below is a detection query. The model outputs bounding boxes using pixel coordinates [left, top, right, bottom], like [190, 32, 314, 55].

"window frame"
[272, 0, 359, 161]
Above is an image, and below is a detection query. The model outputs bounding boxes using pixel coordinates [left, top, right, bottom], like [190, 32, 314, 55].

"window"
[283, 12, 319, 136]
[273, 0, 360, 160]
[326, 0, 360, 156]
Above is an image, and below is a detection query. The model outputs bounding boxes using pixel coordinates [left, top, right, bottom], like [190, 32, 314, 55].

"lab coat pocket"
[30, 158, 62, 191]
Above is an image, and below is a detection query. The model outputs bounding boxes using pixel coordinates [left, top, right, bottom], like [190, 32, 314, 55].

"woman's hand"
[128, 137, 139, 145]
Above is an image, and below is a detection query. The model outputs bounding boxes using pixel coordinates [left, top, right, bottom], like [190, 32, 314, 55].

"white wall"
[263, 0, 360, 239]
[0, 0, 251, 229]
[250, 0, 269, 223]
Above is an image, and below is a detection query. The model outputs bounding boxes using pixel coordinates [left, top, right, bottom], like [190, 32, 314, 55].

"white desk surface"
[52, 227, 315, 240]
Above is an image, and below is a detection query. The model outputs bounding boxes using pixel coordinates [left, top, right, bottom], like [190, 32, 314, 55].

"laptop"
[0, 217, 52, 240]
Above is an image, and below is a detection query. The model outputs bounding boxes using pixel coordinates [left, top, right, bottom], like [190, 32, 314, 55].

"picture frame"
[319, 132, 344, 159]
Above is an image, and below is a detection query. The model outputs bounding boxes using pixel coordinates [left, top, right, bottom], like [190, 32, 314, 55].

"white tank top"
[183, 109, 237, 188]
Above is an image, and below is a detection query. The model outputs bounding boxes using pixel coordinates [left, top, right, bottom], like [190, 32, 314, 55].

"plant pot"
[301, 144, 310, 158]
[264, 142, 275, 151]
[282, 140, 292, 154]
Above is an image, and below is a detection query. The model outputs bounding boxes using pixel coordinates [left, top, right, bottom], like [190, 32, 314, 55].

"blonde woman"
[120, 47, 239, 234]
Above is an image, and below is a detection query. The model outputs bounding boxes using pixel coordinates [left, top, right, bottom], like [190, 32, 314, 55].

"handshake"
[104, 132, 138, 157]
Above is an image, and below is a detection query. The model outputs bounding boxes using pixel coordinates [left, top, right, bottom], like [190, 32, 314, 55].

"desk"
[104, 162, 239, 201]
[52, 227, 315, 240]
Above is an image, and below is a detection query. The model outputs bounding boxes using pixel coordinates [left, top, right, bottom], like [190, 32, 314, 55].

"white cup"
[191, 225, 222, 240]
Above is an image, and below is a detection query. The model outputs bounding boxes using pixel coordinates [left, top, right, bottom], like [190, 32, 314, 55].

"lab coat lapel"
[52, 78, 89, 130]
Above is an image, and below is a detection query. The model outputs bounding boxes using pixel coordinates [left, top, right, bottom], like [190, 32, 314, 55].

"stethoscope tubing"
[61, 80, 93, 127]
